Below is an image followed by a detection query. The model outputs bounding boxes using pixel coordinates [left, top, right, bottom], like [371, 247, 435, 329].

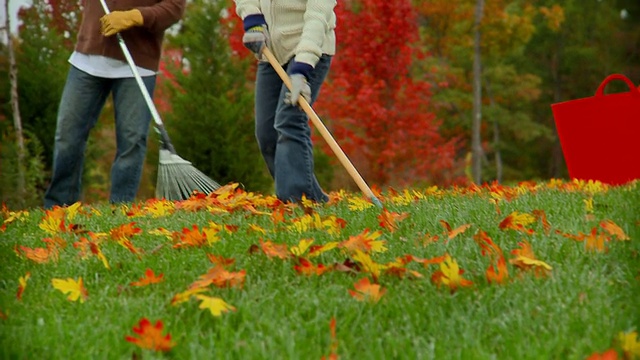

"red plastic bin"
[551, 74, 640, 185]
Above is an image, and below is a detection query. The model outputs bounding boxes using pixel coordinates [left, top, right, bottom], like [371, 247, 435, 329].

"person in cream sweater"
[234, 0, 337, 204]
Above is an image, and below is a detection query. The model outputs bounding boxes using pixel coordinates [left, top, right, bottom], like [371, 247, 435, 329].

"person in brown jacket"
[44, 0, 185, 208]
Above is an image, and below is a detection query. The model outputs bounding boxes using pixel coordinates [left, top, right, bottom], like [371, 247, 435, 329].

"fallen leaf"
[17, 272, 30, 300]
[51, 277, 88, 303]
[195, 295, 236, 317]
[125, 318, 175, 352]
[348, 277, 386, 303]
[130, 269, 164, 287]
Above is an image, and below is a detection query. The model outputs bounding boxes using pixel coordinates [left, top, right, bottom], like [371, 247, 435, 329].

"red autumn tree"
[315, 0, 463, 187]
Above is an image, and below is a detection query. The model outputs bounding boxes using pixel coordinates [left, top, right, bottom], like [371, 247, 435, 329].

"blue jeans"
[44, 66, 154, 208]
[255, 55, 332, 203]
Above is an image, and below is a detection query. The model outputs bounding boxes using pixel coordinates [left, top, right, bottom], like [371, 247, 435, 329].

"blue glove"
[242, 14, 269, 56]
[285, 61, 313, 106]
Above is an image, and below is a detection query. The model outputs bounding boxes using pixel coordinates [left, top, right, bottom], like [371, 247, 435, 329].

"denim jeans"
[255, 55, 332, 203]
[43, 65, 154, 208]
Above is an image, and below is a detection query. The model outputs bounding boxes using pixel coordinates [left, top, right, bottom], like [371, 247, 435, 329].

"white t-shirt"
[69, 51, 156, 78]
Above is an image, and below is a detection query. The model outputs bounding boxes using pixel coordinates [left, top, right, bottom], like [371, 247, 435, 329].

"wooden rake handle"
[262, 48, 382, 208]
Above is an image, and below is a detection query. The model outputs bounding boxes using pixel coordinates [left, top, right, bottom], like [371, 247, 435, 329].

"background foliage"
[1, 0, 639, 208]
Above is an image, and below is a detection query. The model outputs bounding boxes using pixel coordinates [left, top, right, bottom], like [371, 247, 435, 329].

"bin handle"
[595, 74, 639, 97]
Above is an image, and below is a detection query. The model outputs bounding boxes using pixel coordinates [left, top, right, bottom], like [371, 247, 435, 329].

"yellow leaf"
[17, 272, 30, 300]
[347, 197, 375, 211]
[195, 295, 236, 317]
[290, 239, 314, 256]
[51, 277, 88, 303]
[617, 331, 640, 358]
[170, 287, 206, 306]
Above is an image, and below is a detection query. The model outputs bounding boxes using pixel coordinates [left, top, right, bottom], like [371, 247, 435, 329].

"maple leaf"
[347, 196, 375, 211]
[349, 277, 386, 303]
[599, 220, 630, 241]
[352, 250, 385, 281]
[189, 265, 246, 289]
[144, 199, 175, 217]
[321, 317, 339, 360]
[532, 209, 551, 234]
[430, 254, 473, 292]
[585, 349, 618, 360]
[617, 331, 640, 359]
[585, 228, 608, 253]
[259, 239, 290, 259]
[418, 233, 439, 247]
[173, 225, 208, 248]
[439, 220, 472, 243]
[509, 241, 552, 277]
[38, 216, 66, 235]
[378, 208, 409, 232]
[294, 257, 332, 276]
[17, 272, 30, 300]
[339, 229, 387, 254]
[16, 241, 59, 264]
[51, 277, 88, 303]
[130, 269, 164, 287]
[289, 239, 314, 256]
[148, 227, 174, 239]
[110, 222, 142, 242]
[195, 295, 236, 317]
[308, 241, 339, 257]
[206, 254, 235, 266]
[73, 237, 110, 269]
[125, 318, 175, 352]
[498, 211, 536, 234]
[170, 287, 207, 306]
[486, 257, 509, 284]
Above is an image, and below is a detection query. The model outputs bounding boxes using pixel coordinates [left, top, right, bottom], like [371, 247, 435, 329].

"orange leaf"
[585, 349, 618, 360]
[173, 225, 208, 248]
[532, 209, 551, 234]
[125, 318, 175, 352]
[378, 208, 409, 232]
[16, 239, 60, 264]
[130, 268, 164, 287]
[259, 239, 290, 259]
[17, 272, 30, 300]
[348, 277, 386, 303]
[189, 265, 246, 289]
[599, 220, 630, 241]
[206, 254, 235, 267]
[339, 229, 387, 254]
[585, 227, 608, 253]
[109, 222, 142, 242]
[294, 257, 332, 276]
[439, 220, 472, 242]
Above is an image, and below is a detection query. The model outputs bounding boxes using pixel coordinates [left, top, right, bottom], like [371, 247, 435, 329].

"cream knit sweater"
[234, 0, 337, 67]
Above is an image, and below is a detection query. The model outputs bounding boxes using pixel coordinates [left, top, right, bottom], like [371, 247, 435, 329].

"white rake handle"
[262, 48, 382, 208]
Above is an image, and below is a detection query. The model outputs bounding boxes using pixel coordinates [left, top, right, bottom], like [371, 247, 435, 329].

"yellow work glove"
[100, 9, 143, 36]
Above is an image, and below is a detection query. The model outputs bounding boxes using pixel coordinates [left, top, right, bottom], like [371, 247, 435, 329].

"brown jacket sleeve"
[137, 0, 186, 34]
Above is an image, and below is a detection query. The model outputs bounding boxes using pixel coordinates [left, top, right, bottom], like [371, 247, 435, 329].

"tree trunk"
[5, 0, 26, 202]
[485, 80, 502, 183]
[471, 0, 484, 184]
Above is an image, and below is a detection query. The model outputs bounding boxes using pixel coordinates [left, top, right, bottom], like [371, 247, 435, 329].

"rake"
[99, 0, 220, 201]
[262, 48, 383, 208]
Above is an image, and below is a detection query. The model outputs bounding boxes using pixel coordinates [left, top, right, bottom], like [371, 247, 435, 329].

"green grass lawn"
[1, 180, 639, 360]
